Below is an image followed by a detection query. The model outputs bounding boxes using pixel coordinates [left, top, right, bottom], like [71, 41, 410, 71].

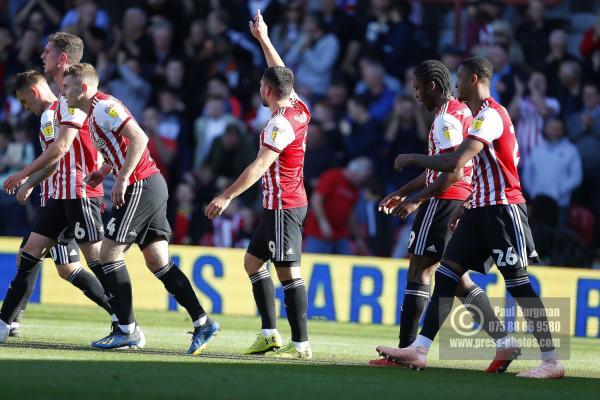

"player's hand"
[84, 170, 106, 188]
[249, 9, 268, 42]
[205, 195, 232, 220]
[3, 171, 27, 194]
[448, 205, 465, 233]
[16, 185, 33, 205]
[392, 199, 421, 220]
[394, 154, 414, 173]
[378, 192, 405, 214]
[318, 219, 333, 239]
[111, 178, 127, 208]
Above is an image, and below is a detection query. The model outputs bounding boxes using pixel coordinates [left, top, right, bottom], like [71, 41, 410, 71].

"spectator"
[508, 70, 560, 164]
[147, 18, 177, 84]
[465, 0, 502, 50]
[204, 123, 258, 206]
[325, 79, 350, 123]
[113, 7, 152, 61]
[544, 29, 580, 97]
[303, 120, 337, 191]
[14, 28, 44, 71]
[557, 60, 584, 120]
[440, 45, 465, 95]
[341, 96, 384, 164]
[311, 100, 343, 157]
[287, 11, 340, 100]
[304, 157, 373, 255]
[143, 106, 177, 185]
[106, 52, 151, 121]
[487, 45, 517, 105]
[491, 20, 525, 66]
[60, 0, 110, 32]
[193, 95, 244, 169]
[206, 76, 243, 119]
[383, 95, 427, 188]
[568, 83, 600, 142]
[14, 1, 62, 38]
[516, 0, 555, 70]
[319, 0, 356, 59]
[361, 180, 394, 257]
[172, 182, 195, 244]
[354, 58, 399, 122]
[523, 119, 582, 225]
[270, 1, 306, 66]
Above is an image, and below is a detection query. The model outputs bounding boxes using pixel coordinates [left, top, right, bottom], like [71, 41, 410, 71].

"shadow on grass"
[1, 342, 598, 400]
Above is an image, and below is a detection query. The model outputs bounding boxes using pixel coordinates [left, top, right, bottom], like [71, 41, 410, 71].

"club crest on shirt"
[271, 126, 279, 141]
[294, 112, 307, 123]
[67, 107, 76, 115]
[105, 105, 119, 118]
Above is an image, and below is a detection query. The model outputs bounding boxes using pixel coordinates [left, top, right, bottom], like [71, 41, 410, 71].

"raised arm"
[249, 9, 284, 68]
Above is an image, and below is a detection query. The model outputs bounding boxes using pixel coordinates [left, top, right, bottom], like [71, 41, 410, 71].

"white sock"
[496, 335, 519, 349]
[541, 350, 557, 361]
[193, 315, 208, 328]
[292, 340, 309, 351]
[261, 328, 278, 336]
[110, 314, 118, 322]
[413, 335, 433, 351]
[10, 322, 20, 328]
[118, 323, 136, 334]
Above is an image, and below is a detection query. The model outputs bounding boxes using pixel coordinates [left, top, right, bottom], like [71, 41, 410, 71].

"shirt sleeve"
[95, 99, 132, 134]
[39, 110, 56, 147]
[261, 115, 295, 153]
[57, 96, 86, 128]
[468, 108, 504, 145]
[433, 113, 465, 153]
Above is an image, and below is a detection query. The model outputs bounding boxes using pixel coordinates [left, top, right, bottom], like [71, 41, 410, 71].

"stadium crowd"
[0, 0, 599, 267]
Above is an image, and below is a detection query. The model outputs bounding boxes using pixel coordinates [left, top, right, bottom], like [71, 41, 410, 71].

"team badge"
[271, 126, 279, 141]
[67, 107, 76, 115]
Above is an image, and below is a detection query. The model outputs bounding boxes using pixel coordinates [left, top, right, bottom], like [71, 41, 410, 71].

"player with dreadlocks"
[370, 60, 518, 372]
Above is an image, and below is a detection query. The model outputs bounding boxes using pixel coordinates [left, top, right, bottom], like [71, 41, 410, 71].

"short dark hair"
[461, 56, 494, 81]
[47, 32, 84, 64]
[262, 66, 294, 98]
[12, 70, 46, 95]
[413, 60, 453, 97]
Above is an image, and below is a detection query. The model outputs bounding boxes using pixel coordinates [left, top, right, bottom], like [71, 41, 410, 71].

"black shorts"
[21, 233, 80, 265]
[443, 203, 539, 276]
[32, 197, 104, 244]
[408, 198, 463, 260]
[105, 173, 171, 249]
[247, 206, 307, 263]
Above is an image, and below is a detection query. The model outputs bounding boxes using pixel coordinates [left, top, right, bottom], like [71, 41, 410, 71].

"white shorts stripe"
[116, 181, 143, 242]
[415, 199, 438, 255]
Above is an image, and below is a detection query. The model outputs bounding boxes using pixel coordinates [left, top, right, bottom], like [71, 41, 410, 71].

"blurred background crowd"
[0, 0, 599, 267]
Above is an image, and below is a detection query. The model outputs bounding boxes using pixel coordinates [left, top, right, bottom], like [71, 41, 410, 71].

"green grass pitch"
[0, 304, 598, 399]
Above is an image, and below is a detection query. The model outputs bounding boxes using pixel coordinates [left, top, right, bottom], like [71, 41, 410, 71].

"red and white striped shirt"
[468, 97, 525, 208]
[38, 101, 58, 206]
[260, 93, 310, 209]
[54, 93, 104, 199]
[88, 92, 159, 184]
[426, 99, 473, 201]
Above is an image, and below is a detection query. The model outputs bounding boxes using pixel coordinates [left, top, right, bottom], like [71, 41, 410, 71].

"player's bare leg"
[243, 253, 282, 354]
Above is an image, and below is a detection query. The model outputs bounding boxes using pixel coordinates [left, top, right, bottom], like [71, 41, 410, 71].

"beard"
[261, 96, 268, 107]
